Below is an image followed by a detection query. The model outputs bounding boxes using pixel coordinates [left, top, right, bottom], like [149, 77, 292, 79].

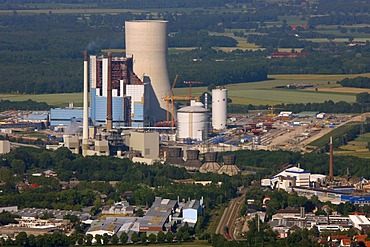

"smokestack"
[329, 136, 333, 181]
[82, 51, 89, 156]
[106, 52, 113, 131]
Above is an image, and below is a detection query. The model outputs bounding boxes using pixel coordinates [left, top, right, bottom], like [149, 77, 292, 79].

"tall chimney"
[82, 51, 89, 156]
[329, 136, 334, 181]
[106, 52, 113, 131]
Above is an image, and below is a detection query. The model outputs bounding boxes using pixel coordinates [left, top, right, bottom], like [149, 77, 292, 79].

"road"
[10, 141, 41, 149]
[215, 190, 246, 240]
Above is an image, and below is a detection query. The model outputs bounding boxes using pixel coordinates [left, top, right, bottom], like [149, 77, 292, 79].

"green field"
[176, 73, 369, 105]
[337, 133, 370, 158]
[0, 93, 83, 107]
[1, 73, 368, 107]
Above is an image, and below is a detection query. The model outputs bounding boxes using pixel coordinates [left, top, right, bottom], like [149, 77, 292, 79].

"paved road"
[10, 141, 41, 149]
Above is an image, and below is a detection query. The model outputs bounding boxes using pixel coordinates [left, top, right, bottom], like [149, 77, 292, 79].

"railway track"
[215, 191, 246, 240]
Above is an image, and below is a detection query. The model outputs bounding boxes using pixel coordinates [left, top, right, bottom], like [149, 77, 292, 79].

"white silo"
[125, 20, 171, 122]
[212, 88, 227, 130]
[177, 103, 208, 141]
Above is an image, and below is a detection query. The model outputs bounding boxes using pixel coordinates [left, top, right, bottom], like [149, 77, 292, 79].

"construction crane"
[267, 105, 284, 117]
[183, 81, 202, 98]
[164, 74, 179, 123]
[163, 75, 197, 132]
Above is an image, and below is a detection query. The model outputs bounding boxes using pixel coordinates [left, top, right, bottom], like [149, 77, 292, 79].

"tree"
[135, 208, 144, 217]
[102, 233, 110, 245]
[357, 92, 370, 104]
[140, 232, 147, 244]
[10, 159, 26, 175]
[120, 232, 128, 245]
[76, 233, 84, 245]
[85, 234, 93, 246]
[165, 232, 174, 243]
[95, 234, 102, 245]
[207, 83, 216, 91]
[0, 167, 12, 183]
[157, 231, 165, 243]
[15, 232, 27, 246]
[109, 234, 118, 245]
[131, 232, 139, 243]
[148, 233, 156, 244]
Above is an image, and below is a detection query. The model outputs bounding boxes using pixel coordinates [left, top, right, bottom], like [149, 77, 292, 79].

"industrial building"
[0, 140, 10, 154]
[261, 166, 324, 191]
[128, 131, 159, 160]
[86, 197, 203, 240]
[50, 107, 84, 127]
[89, 55, 145, 127]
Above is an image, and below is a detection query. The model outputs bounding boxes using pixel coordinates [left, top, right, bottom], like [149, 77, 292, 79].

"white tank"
[212, 88, 227, 130]
[125, 20, 171, 122]
[177, 105, 208, 141]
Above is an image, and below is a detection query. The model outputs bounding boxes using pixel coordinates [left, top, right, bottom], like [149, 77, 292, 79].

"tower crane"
[267, 105, 284, 117]
[162, 75, 197, 132]
[183, 81, 202, 98]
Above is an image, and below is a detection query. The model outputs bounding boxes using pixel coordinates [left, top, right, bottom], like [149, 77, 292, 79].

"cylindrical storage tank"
[125, 20, 171, 122]
[186, 150, 199, 160]
[212, 88, 227, 130]
[177, 105, 208, 141]
[168, 147, 182, 157]
[223, 155, 236, 165]
[204, 152, 218, 162]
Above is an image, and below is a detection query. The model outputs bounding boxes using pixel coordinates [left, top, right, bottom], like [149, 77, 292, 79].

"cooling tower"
[125, 20, 171, 122]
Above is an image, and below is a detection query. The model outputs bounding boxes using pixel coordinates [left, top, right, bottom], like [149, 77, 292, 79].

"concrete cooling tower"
[125, 20, 171, 122]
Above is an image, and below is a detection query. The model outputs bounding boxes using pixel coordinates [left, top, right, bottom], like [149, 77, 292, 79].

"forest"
[0, 147, 241, 212]
[0, 0, 369, 93]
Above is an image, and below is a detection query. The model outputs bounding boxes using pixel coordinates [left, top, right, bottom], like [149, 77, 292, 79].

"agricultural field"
[0, 93, 83, 107]
[337, 133, 370, 159]
[176, 73, 369, 105]
[1, 73, 367, 107]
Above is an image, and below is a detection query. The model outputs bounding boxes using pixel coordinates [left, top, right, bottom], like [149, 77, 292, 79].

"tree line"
[0, 99, 50, 111]
[337, 76, 370, 89]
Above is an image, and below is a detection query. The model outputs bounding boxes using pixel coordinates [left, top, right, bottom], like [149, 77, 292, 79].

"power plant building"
[125, 20, 172, 122]
[89, 55, 145, 127]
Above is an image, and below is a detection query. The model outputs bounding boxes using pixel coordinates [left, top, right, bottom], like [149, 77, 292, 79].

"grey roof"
[184, 200, 200, 210]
